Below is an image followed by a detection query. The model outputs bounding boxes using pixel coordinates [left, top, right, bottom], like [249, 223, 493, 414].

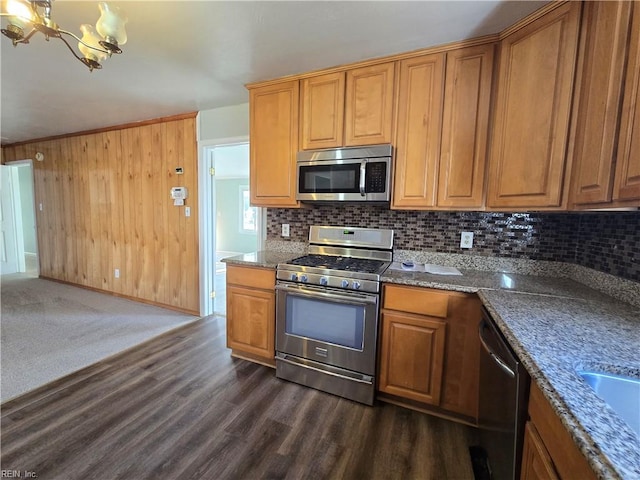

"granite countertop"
[222, 250, 640, 478]
[221, 250, 300, 269]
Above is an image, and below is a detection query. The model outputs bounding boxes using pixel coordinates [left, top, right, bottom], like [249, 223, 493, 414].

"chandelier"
[1, 0, 127, 71]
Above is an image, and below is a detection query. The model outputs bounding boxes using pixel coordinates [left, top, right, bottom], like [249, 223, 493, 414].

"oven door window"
[284, 295, 365, 350]
[298, 163, 360, 194]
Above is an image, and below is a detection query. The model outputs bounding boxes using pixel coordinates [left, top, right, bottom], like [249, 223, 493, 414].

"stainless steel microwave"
[296, 145, 392, 203]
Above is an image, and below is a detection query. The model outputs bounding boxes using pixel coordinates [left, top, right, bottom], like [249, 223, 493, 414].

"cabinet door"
[571, 1, 633, 205]
[249, 80, 299, 207]
[344, 62, 395, 146]
[438, 44, 494, 208]
[300, 72, 345, 150]
[393, 53, 445, 208]
[378, 310, 446, 405]
[226, 284, 275, 360]
[439, 293, 482, 419]
[613, 5, 640, 203]
[487, 2, 581, 209]
[521, 422, 560, 480]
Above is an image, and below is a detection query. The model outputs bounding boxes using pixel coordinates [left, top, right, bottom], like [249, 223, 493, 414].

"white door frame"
[1, 165, 20, 274]
[2, 159, 38, 274]
[198, 134, 265, 316]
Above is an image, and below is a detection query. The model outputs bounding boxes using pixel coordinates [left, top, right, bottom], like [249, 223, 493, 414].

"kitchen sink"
[578, 371, 640, 438]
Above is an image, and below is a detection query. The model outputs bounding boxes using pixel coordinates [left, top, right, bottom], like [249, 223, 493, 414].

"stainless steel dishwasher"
[477, 307, 530, 480]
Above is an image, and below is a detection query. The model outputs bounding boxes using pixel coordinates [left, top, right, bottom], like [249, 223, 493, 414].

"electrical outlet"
[114, 268, 120, 278]
[460, 232, 474, 249]
[282, 224, 290, 237]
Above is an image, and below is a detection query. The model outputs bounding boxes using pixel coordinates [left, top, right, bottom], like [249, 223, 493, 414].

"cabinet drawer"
[383, 284, 449, 318]
[226, 265, 275, 290]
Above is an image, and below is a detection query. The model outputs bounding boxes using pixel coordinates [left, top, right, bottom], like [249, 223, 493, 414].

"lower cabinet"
[379, 310, 447, 405]
[378, 284, 482, 422]
[226, 264, 276, 367]
[521, 382, 596, 480]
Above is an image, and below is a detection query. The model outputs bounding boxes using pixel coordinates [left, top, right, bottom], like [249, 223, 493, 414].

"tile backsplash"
[267, 207, 639, 282]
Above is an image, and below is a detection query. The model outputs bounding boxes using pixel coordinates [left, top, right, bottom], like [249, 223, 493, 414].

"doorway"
[1, 161, 38, 276]
[199, 139, 264, 317]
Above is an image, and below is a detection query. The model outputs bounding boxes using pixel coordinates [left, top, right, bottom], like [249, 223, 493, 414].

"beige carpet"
[0, 274, 198, 403]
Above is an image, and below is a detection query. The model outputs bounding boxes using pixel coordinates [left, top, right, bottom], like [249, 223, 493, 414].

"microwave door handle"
[359, 160, 367, 196]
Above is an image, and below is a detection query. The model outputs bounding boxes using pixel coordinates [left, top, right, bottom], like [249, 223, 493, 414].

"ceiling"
[1, 0, 548, 145]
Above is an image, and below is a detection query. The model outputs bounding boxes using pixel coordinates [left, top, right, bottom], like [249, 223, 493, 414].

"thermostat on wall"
[175, 167, 183, 175]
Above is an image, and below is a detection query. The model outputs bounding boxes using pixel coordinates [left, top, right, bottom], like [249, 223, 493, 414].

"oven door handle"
[479, 319, 516, 378]
[276, 282, 377, 305]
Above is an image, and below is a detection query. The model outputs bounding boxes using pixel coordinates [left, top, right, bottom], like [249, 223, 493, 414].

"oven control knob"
[290, 273, 298, 281]
[300, 274, 308, 283]
[320, 277, 328, 286]
[352, 281, 361, 290]
[341, 279, 349, 288]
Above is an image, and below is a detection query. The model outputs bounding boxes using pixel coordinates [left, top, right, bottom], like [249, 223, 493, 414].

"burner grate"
[290, 255, 385, 274]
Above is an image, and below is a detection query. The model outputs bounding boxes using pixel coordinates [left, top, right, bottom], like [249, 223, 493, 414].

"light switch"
[185, 206, 191, 217]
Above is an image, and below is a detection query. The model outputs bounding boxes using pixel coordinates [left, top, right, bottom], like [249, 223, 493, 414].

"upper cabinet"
[393, 44, 494, 209]
[569, 1, 639, 207]
[438, 45, 494, 208]
[249, 1, 636, 212]
[300, 72, 345, 150]
[344, 62, 396, 146]
[393, 53, 445, 208]
[249, 80, 300, 208]
[487, 2, 581, 210]
[300, 62, 396, 150]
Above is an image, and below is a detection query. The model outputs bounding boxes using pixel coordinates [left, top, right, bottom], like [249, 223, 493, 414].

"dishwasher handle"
[479, 319, 516, 378]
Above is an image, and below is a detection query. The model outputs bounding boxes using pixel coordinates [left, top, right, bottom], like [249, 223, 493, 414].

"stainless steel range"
[275, 225, 394, 405]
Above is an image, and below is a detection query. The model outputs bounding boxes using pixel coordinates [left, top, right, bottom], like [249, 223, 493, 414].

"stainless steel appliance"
[477, 307, 531, 480]
[275, 225, 394, 405]
[296, 145, 392, 203]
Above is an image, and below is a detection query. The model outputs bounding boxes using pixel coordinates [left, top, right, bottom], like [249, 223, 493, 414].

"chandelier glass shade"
[1, 0, 127, 71]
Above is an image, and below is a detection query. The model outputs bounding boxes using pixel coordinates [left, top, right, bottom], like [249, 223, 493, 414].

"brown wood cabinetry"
[521, 422, 560, 480]
[438, 44, 494, 208]
[300, 62, 396, 150]
[300, 72, 345, 150]
[393, 44, 493, 209]
[487, 2, 581, 209]
[249, 80, 300, 207]
[521, 383, 596, 480]
[226, 264, 276, 366]
[379, 284, 481, 422]
[613, 3, 640, 204]
[570, 1, 639, 207]
[344, 62, 396, 147]
[379, 309, 447, 405]
[393, 53, 445, 208]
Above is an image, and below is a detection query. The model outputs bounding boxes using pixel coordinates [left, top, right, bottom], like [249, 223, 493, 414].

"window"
[239, 186, 257, 233]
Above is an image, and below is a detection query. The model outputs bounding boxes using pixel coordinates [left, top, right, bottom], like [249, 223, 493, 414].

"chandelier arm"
[56, 33, 91, 64]
[9, 27, 38, 45]
[58, 28, 109, 54]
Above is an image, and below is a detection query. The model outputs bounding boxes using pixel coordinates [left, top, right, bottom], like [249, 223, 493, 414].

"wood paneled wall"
[2, 115, 199, 314]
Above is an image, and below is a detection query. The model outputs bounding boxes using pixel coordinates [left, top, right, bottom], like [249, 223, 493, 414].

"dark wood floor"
[1, 316, 477, 480]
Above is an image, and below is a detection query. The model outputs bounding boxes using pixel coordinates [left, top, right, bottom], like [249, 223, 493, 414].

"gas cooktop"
[276, 226, 394, 293]
[288, 254, 387, 275]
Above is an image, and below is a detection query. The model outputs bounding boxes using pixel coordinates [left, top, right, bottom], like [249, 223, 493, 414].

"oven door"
[275, 282, 379, 375]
